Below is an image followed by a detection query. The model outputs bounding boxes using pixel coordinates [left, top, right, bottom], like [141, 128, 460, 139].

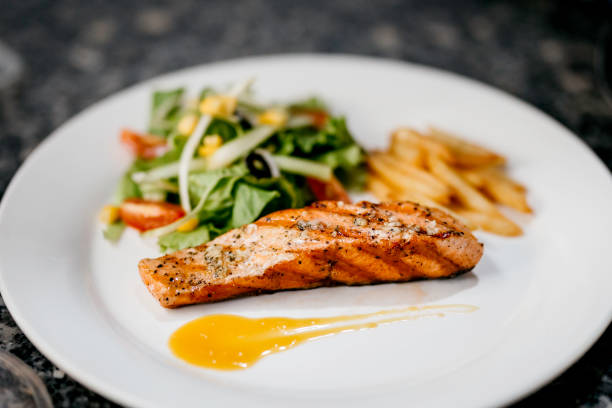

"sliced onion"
[131, 158, 207, 184]
[178, 115, 212, 212]
[144, 180, 179, 193]
[207, 125, 276, 170]
[285, 115, 314, 128]
[272, 155, 332, 181]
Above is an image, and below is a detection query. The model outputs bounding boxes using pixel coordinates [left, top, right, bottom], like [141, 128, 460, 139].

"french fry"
[485, 168, 527, 192]
[370, 174, 476, 229]
[369, 172, 443, 212]
[427, 154, 498, 214]
[459, 169, 487, 189]
[454, 209, 522, 237]
[369, 172, 434, 205]
[367, 126, 531, 237]
[377, 153, 451, 197]
[460, 168, 530, 213]
[479, 171, 532, 213]
[392, 128, 454, 162]
[368, 153, 452, 204]
[390, 185, 445, 208]
[367, 174, 395, 202]
[427, 126, 506, 167]
[389, 139, 423, 167]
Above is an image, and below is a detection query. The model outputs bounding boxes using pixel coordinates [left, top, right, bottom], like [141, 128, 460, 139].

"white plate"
[1, 54, 611, 407]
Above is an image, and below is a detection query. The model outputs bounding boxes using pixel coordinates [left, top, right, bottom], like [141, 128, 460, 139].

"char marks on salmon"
[139, 201, 484, 308]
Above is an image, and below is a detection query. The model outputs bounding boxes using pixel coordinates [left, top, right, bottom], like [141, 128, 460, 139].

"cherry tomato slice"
[120, 129, 168, 159]
[119, 199, 185, 232]
[292, 109, 329, 129]
[307, 176, 351, 203]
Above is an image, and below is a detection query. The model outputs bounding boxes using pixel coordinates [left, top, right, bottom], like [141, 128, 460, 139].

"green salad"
[100, 79, 366, 252]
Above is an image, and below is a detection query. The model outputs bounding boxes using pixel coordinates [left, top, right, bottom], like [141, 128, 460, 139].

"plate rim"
[1, 52, 611, 407]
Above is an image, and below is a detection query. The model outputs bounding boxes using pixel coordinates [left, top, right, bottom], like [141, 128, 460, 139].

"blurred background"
[1, 0, 611, 406]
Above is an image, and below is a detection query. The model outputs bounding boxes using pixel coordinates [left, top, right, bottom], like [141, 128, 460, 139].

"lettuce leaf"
[188, 165, 249, 211]
[112, 173, 141, 203]
[243, 174, 310, 209]
[206, 118, 242, 142]
[230, 183, 280, 228]
[315, 144, 364, 170]
[158, 225, 211, 253]
[273, 117, 354, 156]
[289, 97, 328, 111]
[315, 144, 366, 191]
[148, 88, 184, 137]
[335, 165, 367, 191]
[131, 137, 186, 173]
[269, 116, 365, 191]
[103, 222, 126, 243]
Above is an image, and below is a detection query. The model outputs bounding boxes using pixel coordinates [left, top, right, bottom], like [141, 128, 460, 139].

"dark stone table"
[1, 1, 611, 406]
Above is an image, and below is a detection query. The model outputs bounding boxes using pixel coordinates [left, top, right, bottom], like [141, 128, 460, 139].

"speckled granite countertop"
[1, 1, 611, 406]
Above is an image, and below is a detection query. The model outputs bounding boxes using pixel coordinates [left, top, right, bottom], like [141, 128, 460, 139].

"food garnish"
[101, 80, 366, 251]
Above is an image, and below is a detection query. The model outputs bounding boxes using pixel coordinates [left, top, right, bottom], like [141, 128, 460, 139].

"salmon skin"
[139, 201, 484, 308]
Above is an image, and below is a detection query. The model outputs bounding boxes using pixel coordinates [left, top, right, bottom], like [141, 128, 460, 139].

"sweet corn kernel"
[203, 134, 223, 148]
[176, 218, 199, 232]
[197, 134, 223, 157]
[258, 109, 288, 127]
[198, 145, 217, 157]
[177, 114, 198, 135]
[199, 95, 237, 117]
[99, 205, 120, 224]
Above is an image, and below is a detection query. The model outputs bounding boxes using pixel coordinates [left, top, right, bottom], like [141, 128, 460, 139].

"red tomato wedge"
[292, 109, 329, 129]
[120, 129, 168, 159]
[307, 176, 352, 203]
[119, 199, 185, 232]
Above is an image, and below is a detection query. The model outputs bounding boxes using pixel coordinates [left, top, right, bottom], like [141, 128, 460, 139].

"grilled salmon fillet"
[139, 201, 483, 308]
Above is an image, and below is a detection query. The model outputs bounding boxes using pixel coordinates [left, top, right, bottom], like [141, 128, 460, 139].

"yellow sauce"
[169, 304, 477, 370]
